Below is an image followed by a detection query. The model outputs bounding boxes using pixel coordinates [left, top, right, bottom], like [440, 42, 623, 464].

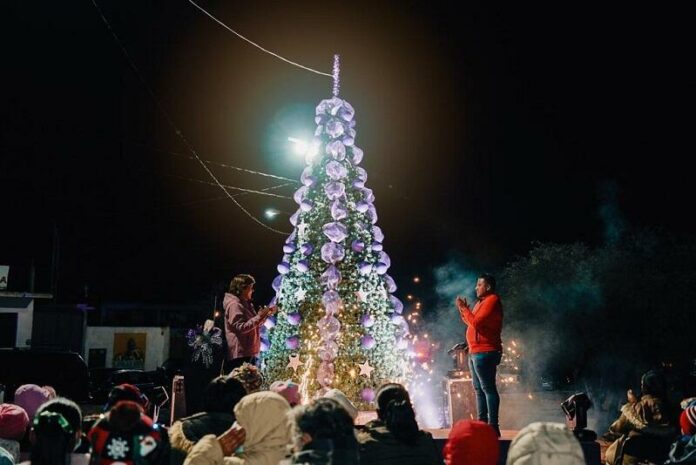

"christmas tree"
[262, 61, 411, 406]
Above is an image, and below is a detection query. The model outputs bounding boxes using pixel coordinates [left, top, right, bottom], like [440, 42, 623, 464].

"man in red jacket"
[456, 274, 503, 436]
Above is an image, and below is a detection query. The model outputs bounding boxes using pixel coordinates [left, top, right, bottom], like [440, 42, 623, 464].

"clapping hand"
[456, 296, 469, 312]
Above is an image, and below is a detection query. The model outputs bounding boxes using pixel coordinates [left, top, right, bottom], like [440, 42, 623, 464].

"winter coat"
[184, 392, 291, 465]
[459, 293, 503, 354]
[224, 294, 265, 360]
[604, 394, 676, 465]
[357, 422, 441, 465]
[19, 454, 90, 465]
[170, 413, 236, 465]
[505, 422, 585, 465]
[279, 439, 359, 465]
[667, 435, 696, 464]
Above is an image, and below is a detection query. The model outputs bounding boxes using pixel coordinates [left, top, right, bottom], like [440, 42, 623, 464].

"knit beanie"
[229, 363, 263, 393]
[506, 422, 585, 465]
[681, 407, 696, 436]
[0, 404, 29, 440]
[13, 385, 52, 419]
[444, 420, 499, 465]
[270, 380, 300, 407]
[323, 389, 358, 420]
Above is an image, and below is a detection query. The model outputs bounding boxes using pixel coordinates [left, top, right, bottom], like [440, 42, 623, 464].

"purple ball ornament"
[326, 160, 348, 180]
[356, 167, 368, 183]
[331, 200, 348, 221]
[321, 242, 345, 264]
[361, 388, 376, 403]
[317, 361, 335, 387]
[351, 240, 365, 253]
[355, 200, 370, 213]
[341, 133, 355, 147]
[300, 200, 313, 212]
[352, 146, 364, 165]
[326, 140, 346, 160]
[296, 260, 310, 273]
[277, 262, 291, 275]
[358, 262, 373, 275]
[293, 186, 308, 205]
[391, 314, 406, 326]
[271, 275, 283, 292]
[260, 340, 269, 352]
[318, 316, 341, 338]
[352, 179, 365, 189]
[322, 290, 342, 314]
[300, 243, 314, 256]
[361, 334, 376, 350]
[389, 295, 404, 314]
[383, 274, 397, 293]
[326, 119, 345, 139]
[376, 263, 388, 275]
[361, 314, 375, 328]
[286, 229, 297, 244]
[371, 242, 383, 252]
[264, 315, 276, 329]
[323, 222, 348, 243]
[373, 226, 385, 243]
[321, 265, 342, 289]
[316, 97, 343, 116]
[287, 312, 302, 326]
[379, 252, 391, 268]
[285, 336, 300, 350]
[318, 340, 339, 361]
[283, 243, 296, 254]
[289, 210, 300, 227]
[300, 167, 313, 186]
[366, 204, 378, 224]
[325, 182, 346, 201]
[338, 100, 355, 121]
[396, 338, 408, 350]
[361, 187, 375, 203]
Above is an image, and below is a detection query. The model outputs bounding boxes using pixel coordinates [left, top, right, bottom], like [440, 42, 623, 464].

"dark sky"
[1, 1, 690, 303]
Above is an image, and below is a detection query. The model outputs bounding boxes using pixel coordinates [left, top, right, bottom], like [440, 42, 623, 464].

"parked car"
[0, 349, 90, 401]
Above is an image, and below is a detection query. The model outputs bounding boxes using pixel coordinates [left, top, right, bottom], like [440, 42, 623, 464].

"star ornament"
[357, 360, 374, 378]
[295, 288, 307, 302]
[287, 354, 304, 373]
[355, 288, 369, 303]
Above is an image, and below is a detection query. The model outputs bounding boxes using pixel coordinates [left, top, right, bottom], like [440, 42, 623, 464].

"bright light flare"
[288, 137, 308, 155]
[265, 209, 280, 219]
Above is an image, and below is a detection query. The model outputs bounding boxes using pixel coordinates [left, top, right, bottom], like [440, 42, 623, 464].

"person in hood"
[223, 274, 276, 372]
[0, 404, 29, 463]
[604, 370, 676, 465]
[184, 391, 291, 465]
[456, 274, 503, 437]
[443, 420, 499, 465]
[505, 422, 585, 465]
[283, 398, 359, 465]
[358, 383, 441, 465]
[169, 377, 247, 465]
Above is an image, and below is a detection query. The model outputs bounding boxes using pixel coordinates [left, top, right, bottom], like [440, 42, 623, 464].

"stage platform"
[355, 412, 602, 465]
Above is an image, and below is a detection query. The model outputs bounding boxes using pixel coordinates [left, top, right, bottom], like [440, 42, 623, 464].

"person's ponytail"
[384, 399, 419, 444]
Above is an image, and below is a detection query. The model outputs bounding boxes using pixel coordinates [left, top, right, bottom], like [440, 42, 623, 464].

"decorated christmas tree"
[261, 57, 411, 407]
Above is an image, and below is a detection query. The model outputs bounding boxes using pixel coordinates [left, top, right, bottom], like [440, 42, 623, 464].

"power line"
[129, 141, 298, 183]
[188, 0, 333, 78]
[89, 0, 290, 235]
[162, 173, 293, 199]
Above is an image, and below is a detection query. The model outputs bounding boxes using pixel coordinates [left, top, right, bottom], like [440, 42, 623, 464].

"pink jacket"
[224, 293, 265, 359]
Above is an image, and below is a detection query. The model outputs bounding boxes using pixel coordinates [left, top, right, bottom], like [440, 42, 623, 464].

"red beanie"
[0, 403, 30, 440]
[444, 420, 499, 465]
[680, 407, 696, 436]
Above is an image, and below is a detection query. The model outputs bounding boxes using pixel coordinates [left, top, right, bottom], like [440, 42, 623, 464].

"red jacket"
[460, 294, 503, 354]
[224, 293, 265, 359]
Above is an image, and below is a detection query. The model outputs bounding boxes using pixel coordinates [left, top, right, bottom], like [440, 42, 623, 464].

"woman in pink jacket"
[223, 275, 276, 373]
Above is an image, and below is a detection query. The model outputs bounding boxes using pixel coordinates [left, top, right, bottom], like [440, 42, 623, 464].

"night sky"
[1, 1, 690, 304]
